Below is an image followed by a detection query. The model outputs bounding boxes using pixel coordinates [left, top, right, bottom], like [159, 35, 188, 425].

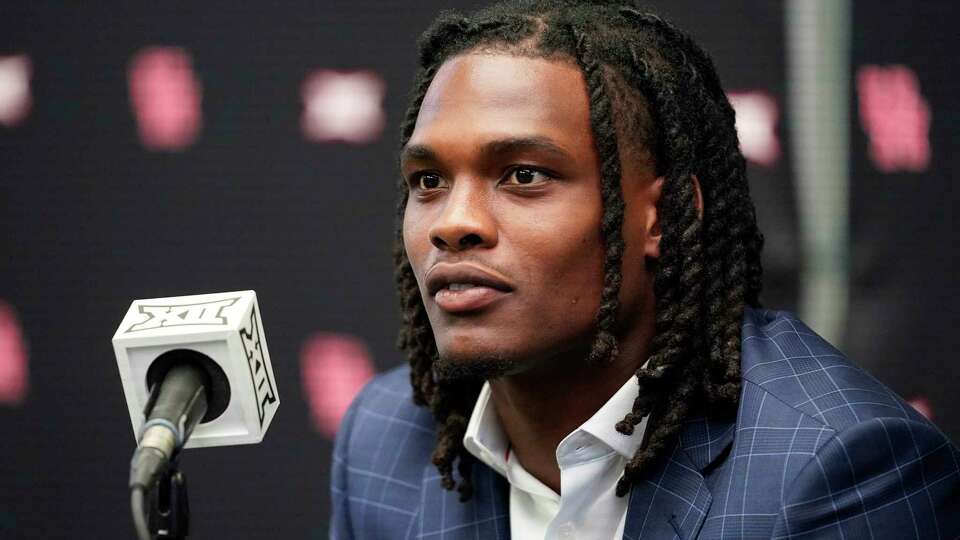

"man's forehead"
[408, 53, 592, 155]
[416, 53, 589, 126]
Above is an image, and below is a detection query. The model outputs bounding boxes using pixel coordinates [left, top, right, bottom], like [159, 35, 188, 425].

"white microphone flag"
[113, 290, 279, 448]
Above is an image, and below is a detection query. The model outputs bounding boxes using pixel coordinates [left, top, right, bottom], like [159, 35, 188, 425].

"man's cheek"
[402, 223, 427, 271]
[543, 237, 604, 286]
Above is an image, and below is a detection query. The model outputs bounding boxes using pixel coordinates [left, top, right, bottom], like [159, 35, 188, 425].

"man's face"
[400, 53, 661, 378]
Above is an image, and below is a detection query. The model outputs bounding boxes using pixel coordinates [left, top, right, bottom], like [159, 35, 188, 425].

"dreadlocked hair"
[393, 0, 764, 501]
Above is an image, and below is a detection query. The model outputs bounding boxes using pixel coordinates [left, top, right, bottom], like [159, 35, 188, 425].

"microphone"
[113, 291, 280, 538]
[128, 359, 210, 490]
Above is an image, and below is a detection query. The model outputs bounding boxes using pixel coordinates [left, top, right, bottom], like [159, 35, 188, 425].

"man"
[331, 1, 960, 538]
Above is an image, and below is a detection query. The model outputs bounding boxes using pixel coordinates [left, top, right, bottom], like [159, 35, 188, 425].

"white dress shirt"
[463, 376, 649, 540]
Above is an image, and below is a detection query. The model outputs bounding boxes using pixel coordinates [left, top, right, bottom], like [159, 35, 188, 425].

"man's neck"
[487, 328, 651, 494]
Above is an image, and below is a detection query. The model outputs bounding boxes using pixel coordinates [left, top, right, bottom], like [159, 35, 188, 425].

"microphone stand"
[131, 362, 207, 539]
[145, 456, 191, 539]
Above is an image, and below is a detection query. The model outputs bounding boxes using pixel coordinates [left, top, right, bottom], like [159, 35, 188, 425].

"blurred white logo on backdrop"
[301, 69, 385, 144]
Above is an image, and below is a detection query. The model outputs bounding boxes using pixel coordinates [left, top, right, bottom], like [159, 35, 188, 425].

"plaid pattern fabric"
[331, 309, 960, 539]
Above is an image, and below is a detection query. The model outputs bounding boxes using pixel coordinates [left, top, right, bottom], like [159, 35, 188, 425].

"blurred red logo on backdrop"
[727, 90, 781, 168]
[0, 301, 28, 405]
[857, 65, 931, 173]
[300, 69, 385, 144]
[300, 332, 375, 437]
[908, 396, 934, 420]
[128, 47, 203, 151]
[0, 54, 32, 127]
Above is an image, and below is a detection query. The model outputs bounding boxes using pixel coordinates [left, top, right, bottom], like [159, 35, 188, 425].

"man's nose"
[428, 180, 497, 251]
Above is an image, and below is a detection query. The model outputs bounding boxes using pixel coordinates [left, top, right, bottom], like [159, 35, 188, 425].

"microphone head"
[113, 290, 280, 449]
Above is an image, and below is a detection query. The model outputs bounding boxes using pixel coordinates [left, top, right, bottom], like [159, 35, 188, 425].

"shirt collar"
[579, 375, 648, 460]
[463, 375, 648, 475]
[463, 381, 510, 477]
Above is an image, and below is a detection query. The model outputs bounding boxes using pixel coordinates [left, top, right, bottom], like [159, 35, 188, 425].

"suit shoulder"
[333, 363, 437, 532]
[358, 363, 415, 403]
[337, 364, 436, 487]
[349, 363, 436, 432]
[739, 308, 930, 432]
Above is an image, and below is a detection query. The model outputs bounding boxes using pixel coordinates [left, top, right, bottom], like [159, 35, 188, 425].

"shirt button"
[558, 522, 576, 539]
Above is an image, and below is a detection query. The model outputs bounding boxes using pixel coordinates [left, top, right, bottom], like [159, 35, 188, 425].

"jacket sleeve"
[773, 416, 960, 539]
[330, 387, 365, 540]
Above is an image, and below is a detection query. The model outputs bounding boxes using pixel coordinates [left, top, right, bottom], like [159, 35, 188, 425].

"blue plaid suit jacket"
[331, 309, 960, 539]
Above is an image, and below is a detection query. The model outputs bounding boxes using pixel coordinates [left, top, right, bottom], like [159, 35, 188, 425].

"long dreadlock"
[393, 0, 764, 501]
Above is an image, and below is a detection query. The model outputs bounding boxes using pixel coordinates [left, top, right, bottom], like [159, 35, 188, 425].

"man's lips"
[434, 286, 508, 313]
[425, 262, 513, 313]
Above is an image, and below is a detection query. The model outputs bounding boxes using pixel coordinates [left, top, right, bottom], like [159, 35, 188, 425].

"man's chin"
[433, 351, 517, 382]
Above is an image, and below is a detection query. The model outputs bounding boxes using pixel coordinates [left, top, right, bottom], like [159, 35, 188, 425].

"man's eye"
[502, 167, 551, 186]
[414, 173, 446, 190]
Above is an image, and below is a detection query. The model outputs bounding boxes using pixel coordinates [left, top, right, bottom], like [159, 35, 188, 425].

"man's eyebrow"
[398, 144, 438, 167]
[480, 136, 573, 161]
[399, 136, 573, 169]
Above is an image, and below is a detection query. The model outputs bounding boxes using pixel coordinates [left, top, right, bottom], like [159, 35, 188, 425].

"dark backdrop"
[0, 1, 954, 538]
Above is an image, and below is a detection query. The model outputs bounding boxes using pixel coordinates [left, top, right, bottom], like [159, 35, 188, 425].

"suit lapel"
[622, 416, 735, 540]
[415, 460, 510, 540]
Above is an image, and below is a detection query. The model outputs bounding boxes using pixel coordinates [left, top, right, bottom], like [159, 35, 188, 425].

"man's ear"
[645, 175, 704, 260]
[644, 177, 664, 260]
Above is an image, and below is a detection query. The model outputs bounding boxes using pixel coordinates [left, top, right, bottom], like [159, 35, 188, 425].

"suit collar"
[621, 412, 735, 540]
[678, 414, 737, 472]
